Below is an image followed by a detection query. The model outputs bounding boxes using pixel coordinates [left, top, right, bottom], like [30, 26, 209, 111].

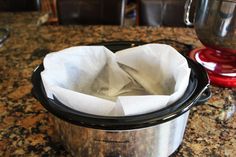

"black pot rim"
[31, 42, 210, 130]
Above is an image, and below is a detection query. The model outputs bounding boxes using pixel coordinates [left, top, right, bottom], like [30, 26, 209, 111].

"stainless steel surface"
[184, 0, 236, 53]
[51, 111, 190, 157]
[184, 0, 194, 26]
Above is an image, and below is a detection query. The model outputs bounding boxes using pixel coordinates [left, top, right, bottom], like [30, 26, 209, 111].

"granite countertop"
[0, 12, 235, 157]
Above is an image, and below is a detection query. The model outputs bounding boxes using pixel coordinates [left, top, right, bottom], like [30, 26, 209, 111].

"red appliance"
[184, 0, 236, 87]
[189, 48, 236, 87]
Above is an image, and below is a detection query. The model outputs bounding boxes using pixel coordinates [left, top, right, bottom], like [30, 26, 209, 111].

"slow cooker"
[32, 41, 211, 157]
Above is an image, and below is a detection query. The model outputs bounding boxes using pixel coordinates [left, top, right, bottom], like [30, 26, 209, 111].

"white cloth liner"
[41, 44, 191, 116]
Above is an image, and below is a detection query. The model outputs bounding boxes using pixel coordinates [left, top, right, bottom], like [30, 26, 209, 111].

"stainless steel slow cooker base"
[51, 111, 190, 157]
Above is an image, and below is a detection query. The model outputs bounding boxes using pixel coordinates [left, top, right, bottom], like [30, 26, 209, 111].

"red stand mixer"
[184, 0, 236, 87]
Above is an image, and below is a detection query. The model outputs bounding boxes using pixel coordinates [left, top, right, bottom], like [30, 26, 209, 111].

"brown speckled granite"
[0, 12, 235, 157]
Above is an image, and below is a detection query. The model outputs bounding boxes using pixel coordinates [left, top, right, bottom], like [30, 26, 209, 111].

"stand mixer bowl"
[184, 0, 236, 87]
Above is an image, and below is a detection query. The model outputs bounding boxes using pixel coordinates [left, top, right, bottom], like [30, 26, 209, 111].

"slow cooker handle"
[195, 87, 211, 105]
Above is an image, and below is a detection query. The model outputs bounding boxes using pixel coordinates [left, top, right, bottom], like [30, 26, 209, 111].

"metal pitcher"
[184, 0, 236, 54]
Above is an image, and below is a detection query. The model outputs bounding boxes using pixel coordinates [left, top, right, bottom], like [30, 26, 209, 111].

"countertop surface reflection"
[0, 12, 235, 157]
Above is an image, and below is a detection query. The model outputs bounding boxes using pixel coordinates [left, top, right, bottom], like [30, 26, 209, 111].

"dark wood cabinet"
[0, 0, 40, 12]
